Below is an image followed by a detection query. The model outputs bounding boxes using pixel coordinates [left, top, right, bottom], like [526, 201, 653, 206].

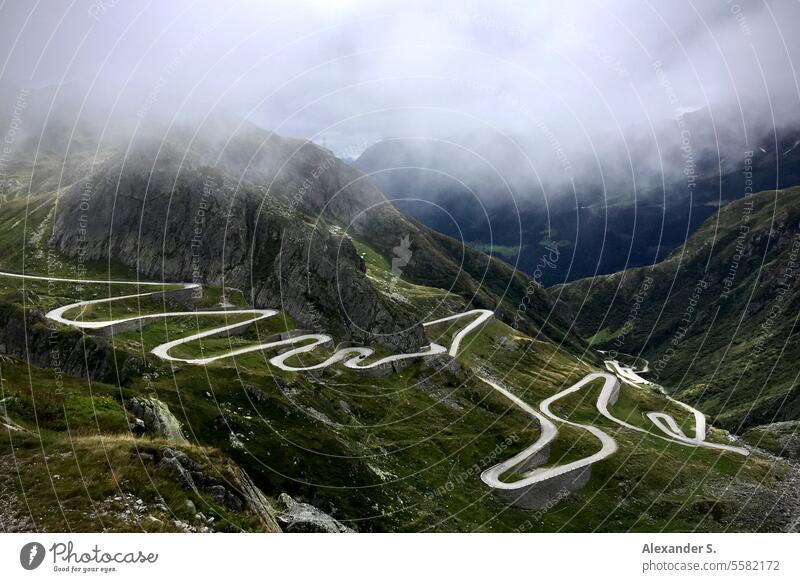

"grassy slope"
[554, 187, 800, 431]
[0, 361, 267, 532]
[0, 188, 796, 532]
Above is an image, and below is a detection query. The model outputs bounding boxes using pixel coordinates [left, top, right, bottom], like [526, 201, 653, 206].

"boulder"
[276, 493, 354, 533]
[126, 398, 188, 443]
[157, 456, 196, 491]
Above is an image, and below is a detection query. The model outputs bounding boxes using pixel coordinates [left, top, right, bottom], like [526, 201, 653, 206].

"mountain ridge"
[554, 186, 800, 433]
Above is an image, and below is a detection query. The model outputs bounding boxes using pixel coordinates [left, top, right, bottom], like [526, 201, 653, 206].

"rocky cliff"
[41, 119, 582, 355]
[49, 142, 425, 352]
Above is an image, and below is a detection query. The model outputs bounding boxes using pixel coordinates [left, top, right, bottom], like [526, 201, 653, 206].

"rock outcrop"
[745, 421, 800, 460]
[227, 463, 281, 533]
[0, 396, 28, 434]
[125, 397, 188, 443]
[0, 300, 133, 383]
[49, 145, 425, 352]
[155, 447, 281, 532]
[276, 493, 354, 533]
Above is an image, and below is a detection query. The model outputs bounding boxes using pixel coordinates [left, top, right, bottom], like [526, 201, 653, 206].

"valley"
[3, 4, 800, 579]
[555, 187, 800, 435]
[2, 168, 798, 532]
[2, 268, 754, 518]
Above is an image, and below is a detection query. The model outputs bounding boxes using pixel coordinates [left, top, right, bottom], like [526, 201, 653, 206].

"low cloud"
[1, 0, 798, 194]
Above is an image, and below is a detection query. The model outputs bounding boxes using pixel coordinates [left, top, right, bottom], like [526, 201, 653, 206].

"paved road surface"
[0, 271, 747, 501]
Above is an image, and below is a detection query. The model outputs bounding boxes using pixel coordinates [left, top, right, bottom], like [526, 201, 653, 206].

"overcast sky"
[1, 0, 798, 162]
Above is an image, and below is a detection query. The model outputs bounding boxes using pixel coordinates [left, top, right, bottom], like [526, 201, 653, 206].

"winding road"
[480, 361, 748, 495]
[1, 270, 748, 503]
[0, 270, 493, 371]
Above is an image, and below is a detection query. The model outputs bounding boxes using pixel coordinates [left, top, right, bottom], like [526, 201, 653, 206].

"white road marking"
[481, 366, 748, 492]
[1, 270, 747, 503]
[0, 271, 491, 370]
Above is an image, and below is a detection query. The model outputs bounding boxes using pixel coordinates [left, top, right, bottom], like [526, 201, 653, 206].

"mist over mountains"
[3, 0, 800, 538]
[354, 107, 800, 285]
[3, 1, 800, 172]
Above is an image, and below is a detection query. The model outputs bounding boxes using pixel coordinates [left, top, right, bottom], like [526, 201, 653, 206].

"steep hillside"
[355, 124, 800, 286]
[554, 187, 800, 432]
[2, 120, 799, 533]
[18, 120, 583, 354]
[2, 240, 796, 532]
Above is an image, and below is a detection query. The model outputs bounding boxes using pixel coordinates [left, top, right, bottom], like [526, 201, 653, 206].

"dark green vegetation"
[1, 235, 795, 532]
[466, 242, 521, 259]
[0, 361, 268, 532]
[355, 119, 800, 287]
[1, 123, 798, 533]
[2, 285, 791, 532]
[555, 187, 800, 434]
